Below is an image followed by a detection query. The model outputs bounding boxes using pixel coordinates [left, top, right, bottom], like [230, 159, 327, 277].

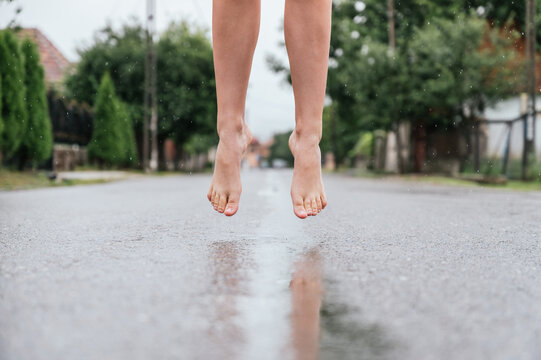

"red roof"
[18, 28, 71, 85]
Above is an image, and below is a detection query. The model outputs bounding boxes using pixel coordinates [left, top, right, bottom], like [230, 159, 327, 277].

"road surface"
[1, 170, 540, 360]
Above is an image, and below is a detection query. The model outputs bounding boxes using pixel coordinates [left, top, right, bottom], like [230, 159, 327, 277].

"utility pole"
[144, 0, 158, 172]
[523, 0, 537, 180]
[387, 0, 404, 173]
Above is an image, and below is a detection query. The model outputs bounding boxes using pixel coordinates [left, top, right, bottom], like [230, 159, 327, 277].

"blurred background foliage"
[65, 21, 217, 160]
[328, 0, 523, 165]
[0, 28, 53, 170]
[0, 0, 540, 180]
[267, 1, 531, 168]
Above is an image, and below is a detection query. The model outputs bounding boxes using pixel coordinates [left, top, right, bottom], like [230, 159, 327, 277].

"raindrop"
[361, 44, 369, 55]
[354, 1, 366, 12]
[354, 15, 367, 24]
[328, 58, 339, 69]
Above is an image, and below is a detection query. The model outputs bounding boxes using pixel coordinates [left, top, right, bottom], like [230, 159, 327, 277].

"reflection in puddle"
[289, 249, 323, 360]
[201, 172, 394, 359]
[319, 301, 393, 360]
[205, 239, 393, 360]
[289, 249, 394, 360]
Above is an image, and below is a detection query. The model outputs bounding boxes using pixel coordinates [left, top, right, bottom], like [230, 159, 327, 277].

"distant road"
[1, 170, 540, 360]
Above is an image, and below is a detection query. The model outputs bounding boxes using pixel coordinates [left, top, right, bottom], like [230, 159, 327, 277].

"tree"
[156, 22, 217, 151]
[87, 73, 124, 166]
[117, 101, 138, 166]
[65, 21, 217, 164]
[0, 0, 22, 29]
[323, 1, 520, 166]
[0, 29, 26, 159]
[406, 15, 518, 125]
[18, 37, 53, 168]
[65, 23, 146, 112]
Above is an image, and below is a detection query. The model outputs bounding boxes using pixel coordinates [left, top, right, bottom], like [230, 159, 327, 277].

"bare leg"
[208, 0, 260, 216]
[285, 0, 331, 218]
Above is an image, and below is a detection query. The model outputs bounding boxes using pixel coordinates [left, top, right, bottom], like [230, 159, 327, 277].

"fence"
[481, 113, 540, 180]
[47, 90, 93, 146]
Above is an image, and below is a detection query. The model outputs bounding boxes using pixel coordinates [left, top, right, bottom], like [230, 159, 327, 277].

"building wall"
[484, 96, 541, 159]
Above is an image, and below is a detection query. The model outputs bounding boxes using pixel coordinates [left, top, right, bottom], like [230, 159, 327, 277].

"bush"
[0, 29, 26, 158]
[87, 73, 124, 166]
[117, 101, 137, 166]
[19, 37, 53, 167]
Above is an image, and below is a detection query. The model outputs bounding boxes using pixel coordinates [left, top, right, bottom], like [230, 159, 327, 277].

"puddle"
[203, 171, 394, 359]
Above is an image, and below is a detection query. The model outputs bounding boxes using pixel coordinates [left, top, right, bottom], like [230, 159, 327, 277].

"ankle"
[218, 124, 245, 139]
[292, 128, 321, 146]
[217, 125, 251, 154]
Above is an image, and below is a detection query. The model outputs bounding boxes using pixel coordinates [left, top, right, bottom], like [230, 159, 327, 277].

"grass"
[461, 158, 541, 181]
[3, 167, 540, 192]
[0, 170, 52, 190]
[0, 167, 205, 191]
[399, 175, 541, 191]
[0, 170, 113, 191]
[349, 170, 541, 191]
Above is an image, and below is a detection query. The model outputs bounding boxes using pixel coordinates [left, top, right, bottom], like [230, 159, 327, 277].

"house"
[479, 27, 541, 163]
[484, 96, 541, 161]
[246, 138, 262, 168]
[18, 28, 71, 86]
[245, 137, 274, 168]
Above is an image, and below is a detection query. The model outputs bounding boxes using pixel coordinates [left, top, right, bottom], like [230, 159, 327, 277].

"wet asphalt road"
[1, 169, 540, 360]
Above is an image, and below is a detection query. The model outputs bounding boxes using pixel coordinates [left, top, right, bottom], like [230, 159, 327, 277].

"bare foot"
[207, 125, 252, 216]
[289, 131, 327, 219]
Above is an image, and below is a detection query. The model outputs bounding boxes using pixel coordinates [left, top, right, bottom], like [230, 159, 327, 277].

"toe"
[224, 194, 240, 217]
[207, 187, 212, 202]
[217, 195, 226, 213]
[311, 198, 318, 215]
[211, 191, 217, 207]
[212, 193, 219, 210]
[321, 193, 328, 209]
[316, 197, 323, 213]
[304, 199, 313, 216]
[293, 196, 308, 219]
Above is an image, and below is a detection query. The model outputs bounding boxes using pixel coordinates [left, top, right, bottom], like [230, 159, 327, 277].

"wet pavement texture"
[1, 169, 540, 360]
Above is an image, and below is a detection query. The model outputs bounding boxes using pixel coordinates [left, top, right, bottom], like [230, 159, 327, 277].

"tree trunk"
[394, 120, 404, 174]
[330, 107, 339, 171]
[474, 120, 481, 173]
[18, 147, 28, 171]
[413, 122, 426, 173]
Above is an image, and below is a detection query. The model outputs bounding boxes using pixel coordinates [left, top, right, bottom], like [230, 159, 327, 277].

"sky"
[0, 0, 296, 141]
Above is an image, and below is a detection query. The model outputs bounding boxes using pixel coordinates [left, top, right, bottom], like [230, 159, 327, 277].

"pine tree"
[87, 73, 124, 166]
[0, 30, 27, 158]
[117, 101, 137, 166]
[19, 37, 53, 167]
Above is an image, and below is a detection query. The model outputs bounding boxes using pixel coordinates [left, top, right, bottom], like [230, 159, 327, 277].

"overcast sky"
[0, 0, 295, 141]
